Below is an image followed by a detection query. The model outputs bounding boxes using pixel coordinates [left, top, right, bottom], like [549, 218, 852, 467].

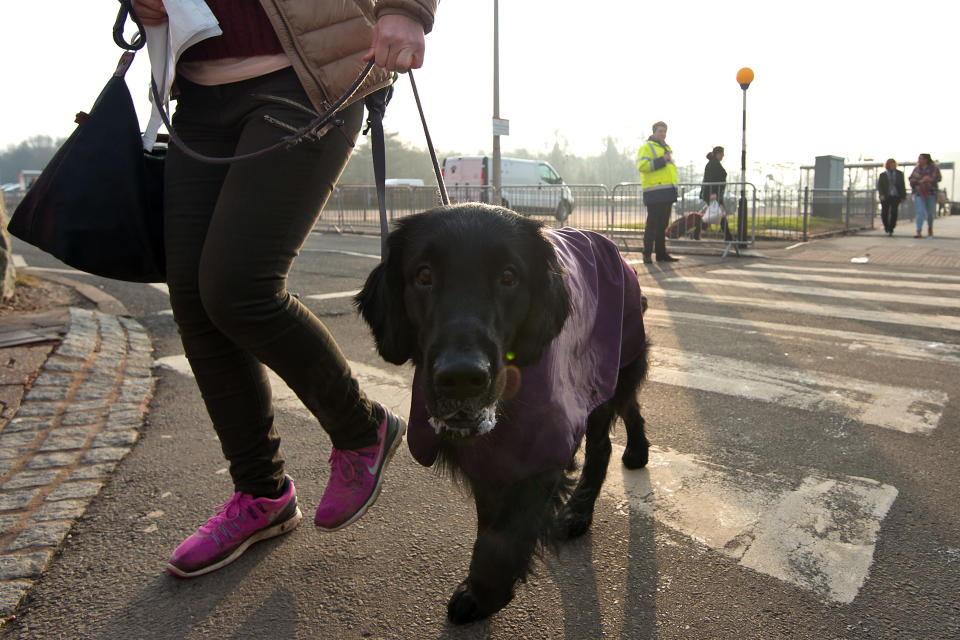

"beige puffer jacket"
[258, 0, 438, 113]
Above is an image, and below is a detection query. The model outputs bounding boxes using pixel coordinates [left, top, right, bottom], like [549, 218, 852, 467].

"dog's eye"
[415, 266, 433, 287]
[500, 268, 517, 287]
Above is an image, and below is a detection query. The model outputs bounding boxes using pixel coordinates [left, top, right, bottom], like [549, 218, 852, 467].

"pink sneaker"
[166, 476, 302, 578]
[314, 405, 405, 531]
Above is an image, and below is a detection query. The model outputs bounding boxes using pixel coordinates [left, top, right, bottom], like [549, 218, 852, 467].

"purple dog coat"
[407, 227, 647, 485]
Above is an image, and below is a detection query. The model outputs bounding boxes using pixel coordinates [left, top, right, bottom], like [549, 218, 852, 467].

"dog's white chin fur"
[428, 405, 498, 437]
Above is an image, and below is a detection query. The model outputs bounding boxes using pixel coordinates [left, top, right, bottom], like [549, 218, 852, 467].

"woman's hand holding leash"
[365, 14, 425, 73]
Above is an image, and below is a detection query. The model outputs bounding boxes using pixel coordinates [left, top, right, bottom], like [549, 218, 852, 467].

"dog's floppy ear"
[355, 231, 415, 365]
[510, 226, 571, 367]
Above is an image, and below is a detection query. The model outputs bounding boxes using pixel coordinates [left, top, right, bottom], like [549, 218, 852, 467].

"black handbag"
[7, 5, 165, 283]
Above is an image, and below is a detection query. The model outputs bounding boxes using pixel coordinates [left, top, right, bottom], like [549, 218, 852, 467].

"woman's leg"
[165, 69, 373, 498]
[914, 195, 926, 235]
[926, 195, 937, 232]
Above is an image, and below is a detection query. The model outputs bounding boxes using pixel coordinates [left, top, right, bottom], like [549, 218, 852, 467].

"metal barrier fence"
[317, 182, 886, 249]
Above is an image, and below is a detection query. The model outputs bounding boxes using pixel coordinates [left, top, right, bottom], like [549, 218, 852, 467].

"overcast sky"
[2, 1, 957, 189]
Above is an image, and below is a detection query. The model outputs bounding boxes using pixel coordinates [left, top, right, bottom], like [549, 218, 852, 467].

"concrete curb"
[19, 269, 130, 317]
[0, 307, 155, 620]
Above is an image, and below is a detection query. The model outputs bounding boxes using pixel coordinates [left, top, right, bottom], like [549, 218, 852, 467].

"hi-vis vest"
[636, 140, 678, 191]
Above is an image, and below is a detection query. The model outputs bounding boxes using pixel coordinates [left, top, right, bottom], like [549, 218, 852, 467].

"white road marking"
[148, 283, 168, 294]
[312, 249, 380, 260]
[12, 254, 27, 268]
[707, 268, 960, 292]
[743, 263, 960, 282]
[644, 309, 960, 366]
[641, 287, 960, 332]
[155, 354, 900, 603]
[305, 289, 361, 301]
[664, 276, 960, 309]
[650, 346, 946, 434]
[604, 445, 898, 604]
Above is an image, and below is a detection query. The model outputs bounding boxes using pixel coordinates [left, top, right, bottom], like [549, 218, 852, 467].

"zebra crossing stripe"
[707, 268, 960, 292]
[154, 354, 899, 603]
[742, 263, 960, 282]
[305, 289, 361, 301]
[603, 444, 898, 604]
[643, 309, 960, 366]
[641, 287, 960, 332]
[663, 276, 960, 309]
[649, 346, 946, 434]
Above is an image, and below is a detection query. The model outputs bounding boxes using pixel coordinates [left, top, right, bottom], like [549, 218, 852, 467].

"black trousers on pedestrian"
[164, 68, 377, 498]
[644, 201, 674, 258]
[880, 197, 901, 233]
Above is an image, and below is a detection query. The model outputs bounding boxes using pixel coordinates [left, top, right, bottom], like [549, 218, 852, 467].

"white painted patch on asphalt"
[664, 276, 960, 309]
[12, 254, 27, 268]
[605, 444, 898, 604]
[706, 268, 960, 292]
[148, 282, 168, 294]
[641, 287, 960, 332]
[305, 289, 361, 301]
[650, 346, 946, 434]
[156, 353, 899, 603]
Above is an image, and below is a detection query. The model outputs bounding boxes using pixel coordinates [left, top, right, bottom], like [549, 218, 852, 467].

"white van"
[441, 156, 575, 222]
[383, 178, 424, 187]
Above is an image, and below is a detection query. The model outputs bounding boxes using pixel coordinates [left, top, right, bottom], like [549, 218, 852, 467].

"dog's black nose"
[433, 356, 491, 400]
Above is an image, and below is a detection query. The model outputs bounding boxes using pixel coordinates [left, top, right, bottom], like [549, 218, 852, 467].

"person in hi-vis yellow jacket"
[636, 121, 679, 263]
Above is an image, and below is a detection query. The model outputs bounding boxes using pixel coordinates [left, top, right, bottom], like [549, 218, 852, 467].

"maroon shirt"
[407, 228, 647, 485]
[181, 0, 283, 62]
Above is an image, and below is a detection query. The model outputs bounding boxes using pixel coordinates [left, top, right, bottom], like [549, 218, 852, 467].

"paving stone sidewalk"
[0, 308, 154, 618]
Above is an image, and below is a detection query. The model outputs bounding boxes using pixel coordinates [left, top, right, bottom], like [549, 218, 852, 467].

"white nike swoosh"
[366, 427, 387, 475]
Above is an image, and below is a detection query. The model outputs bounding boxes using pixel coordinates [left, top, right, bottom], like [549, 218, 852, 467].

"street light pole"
[492, 0, 501, 200]
[736, 67, 754, 244]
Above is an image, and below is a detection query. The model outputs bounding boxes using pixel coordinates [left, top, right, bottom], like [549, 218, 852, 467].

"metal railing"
[317, 182, 887, 250]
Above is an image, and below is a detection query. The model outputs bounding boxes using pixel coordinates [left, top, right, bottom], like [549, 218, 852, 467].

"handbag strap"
[114, 0, 146, 51]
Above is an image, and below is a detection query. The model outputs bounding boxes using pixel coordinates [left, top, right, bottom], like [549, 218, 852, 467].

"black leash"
[408, 70, 448, 207]
[364, 69, 449, 259]
[149, 61, 376, 165]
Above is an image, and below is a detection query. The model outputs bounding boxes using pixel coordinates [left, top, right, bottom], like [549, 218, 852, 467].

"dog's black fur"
[356, 204, 650, 624]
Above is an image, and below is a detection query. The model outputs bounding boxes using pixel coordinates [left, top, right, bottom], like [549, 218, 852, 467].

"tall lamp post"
[492, 0, 501, 199]
[736, 67, 754, 244]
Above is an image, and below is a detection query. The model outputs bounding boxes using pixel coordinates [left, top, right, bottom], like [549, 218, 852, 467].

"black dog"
[356, 204, 650, 624]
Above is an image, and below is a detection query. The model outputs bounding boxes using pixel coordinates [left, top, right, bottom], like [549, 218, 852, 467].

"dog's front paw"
[621, 440, 649, 469]
[557, 506, 593, 539]
[447, 579, 513, 625]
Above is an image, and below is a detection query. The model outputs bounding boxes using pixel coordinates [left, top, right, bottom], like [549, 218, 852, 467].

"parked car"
[676, 187, 705, 213]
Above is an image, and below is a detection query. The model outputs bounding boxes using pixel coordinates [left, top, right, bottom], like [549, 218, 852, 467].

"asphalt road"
[4, 221, 960, 639]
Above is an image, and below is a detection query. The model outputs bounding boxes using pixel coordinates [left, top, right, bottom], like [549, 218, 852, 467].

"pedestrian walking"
[130, 0, 438, 579]
[637, 121, 679, 263]
[877, 158, 906, 236]
[908, 153, 942, 237]
[700, 146, 731, 241]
